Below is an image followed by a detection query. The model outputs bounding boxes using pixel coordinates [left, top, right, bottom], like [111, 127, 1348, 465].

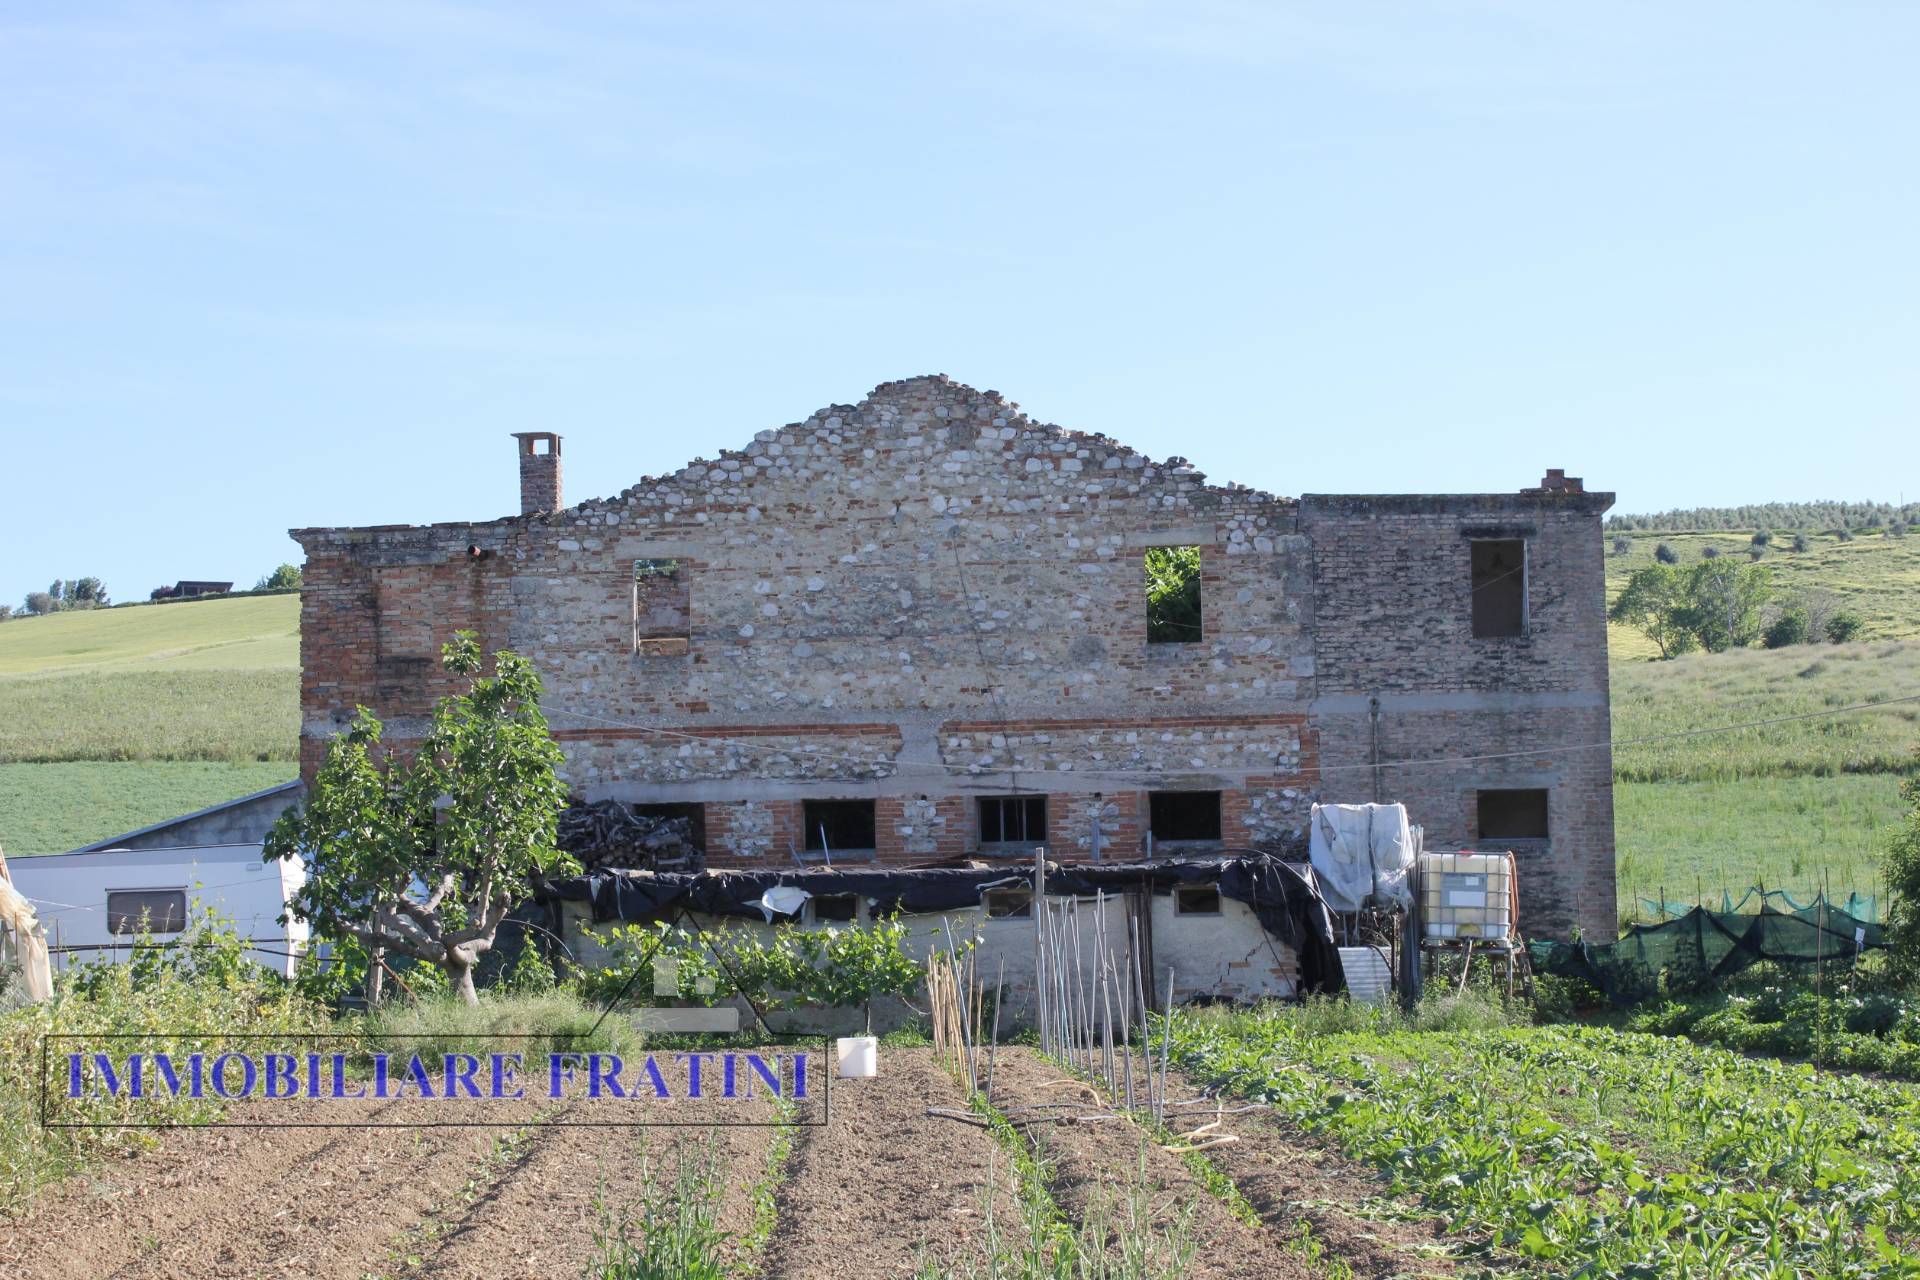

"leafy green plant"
[1143, 546, 1202, 645]
[588, 1138, 732, 1280]
[1169, 1010, 1920, 1276]
[0, 914, 329, 1213]
[582, 916, 924, 1029]
[264, 631, 574, 1003]
[1880, 770, 1920, 987]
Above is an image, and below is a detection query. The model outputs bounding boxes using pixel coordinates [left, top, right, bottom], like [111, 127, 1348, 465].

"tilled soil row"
[987, 1048, 1316, 1280]
[760, 1047, 1019, 1280]
[397, 1093, 783, 1280]
[1161, 1061, 1459, 1279]
[0, 1096, 545, 1280]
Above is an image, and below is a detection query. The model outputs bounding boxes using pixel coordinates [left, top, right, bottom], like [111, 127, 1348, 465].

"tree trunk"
[365, 908, 386, 1008]
[446, 954, 479, 1005]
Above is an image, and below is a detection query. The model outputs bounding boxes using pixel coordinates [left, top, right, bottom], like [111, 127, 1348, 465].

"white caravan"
[5, 844, 308, 978]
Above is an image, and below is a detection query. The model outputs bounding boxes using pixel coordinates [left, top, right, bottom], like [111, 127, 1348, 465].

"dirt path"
[761, 1047, 1018, 1280]
[1161, 1062, 1458, 1279]
[0, 1096, 543, 1280]
[988, 1048, 1315, 1280]
[400, 1092, 782, 1279]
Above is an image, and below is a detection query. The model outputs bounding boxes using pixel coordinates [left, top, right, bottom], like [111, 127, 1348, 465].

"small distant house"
[149, 580, 235, 601]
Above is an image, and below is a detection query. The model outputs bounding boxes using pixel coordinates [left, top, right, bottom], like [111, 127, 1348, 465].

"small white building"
[5, 844, 309, 978]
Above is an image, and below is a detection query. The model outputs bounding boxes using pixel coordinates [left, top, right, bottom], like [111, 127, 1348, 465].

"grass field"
[0, 593, 297, 676]
[0, 761, 297, 854]
[1605, 526, 1920, 660]
[0, 594, 300, 853]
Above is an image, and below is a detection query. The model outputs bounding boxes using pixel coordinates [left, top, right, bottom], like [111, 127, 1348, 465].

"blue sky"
[2, 2, 1915, 607]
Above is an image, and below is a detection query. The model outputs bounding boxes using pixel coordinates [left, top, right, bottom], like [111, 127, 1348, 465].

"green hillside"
[0, 594, 300, 854]
[1605, 522, 1920, 914]
[1605, 527, 1920, 660]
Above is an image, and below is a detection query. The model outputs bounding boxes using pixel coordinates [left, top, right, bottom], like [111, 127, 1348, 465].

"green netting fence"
[1634, 888, 1880, 925]
[1530, 888, 1887, 1006]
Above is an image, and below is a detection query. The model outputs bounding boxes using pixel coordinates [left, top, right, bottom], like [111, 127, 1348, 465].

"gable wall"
[294, 376, 1616, 937]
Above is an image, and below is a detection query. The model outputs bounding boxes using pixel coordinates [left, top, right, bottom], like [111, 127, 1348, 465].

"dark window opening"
[1173, 886, 1222, 916]
[811, 893, 858, 923]
[1477, 788, 1549, 840]
[634, 559, 691, 653]
[631, 802, 706, 852]
[1149, 791, 1222, 843]
[984, 889, 1033, 918]
[803, 800, 877, 855]
[978, 795, 1046, 847]
[106, 889, 188, 935]
[1470, 539, 1527, 638]
[1145, 545, 1203, 644]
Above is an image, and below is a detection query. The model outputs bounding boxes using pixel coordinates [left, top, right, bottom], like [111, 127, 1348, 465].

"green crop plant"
[587, 1137, 732, 1280]
[1165, 1010, 1920, 1277]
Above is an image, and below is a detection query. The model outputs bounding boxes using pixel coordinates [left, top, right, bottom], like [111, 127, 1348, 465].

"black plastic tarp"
[547, 851, 1344, 995]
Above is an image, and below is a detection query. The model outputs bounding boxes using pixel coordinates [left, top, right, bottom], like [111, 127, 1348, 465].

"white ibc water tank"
[1420, 852, 1514, 941]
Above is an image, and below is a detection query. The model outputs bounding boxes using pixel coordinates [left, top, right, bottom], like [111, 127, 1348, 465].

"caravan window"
[106, 889, 187, 935]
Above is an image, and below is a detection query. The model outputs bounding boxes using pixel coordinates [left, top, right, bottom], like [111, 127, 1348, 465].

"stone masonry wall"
[294, 375, 1616, 939]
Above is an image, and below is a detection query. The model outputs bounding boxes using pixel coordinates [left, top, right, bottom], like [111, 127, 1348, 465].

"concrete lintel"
[1311, 690, 1608, 715]
[574, 769, 1258, 806]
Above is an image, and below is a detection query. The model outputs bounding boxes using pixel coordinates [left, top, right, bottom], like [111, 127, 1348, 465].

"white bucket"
[836, 1035, 878, 1079]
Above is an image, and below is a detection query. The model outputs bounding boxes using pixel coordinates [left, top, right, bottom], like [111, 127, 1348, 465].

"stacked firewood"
[557, 800, 703, 872]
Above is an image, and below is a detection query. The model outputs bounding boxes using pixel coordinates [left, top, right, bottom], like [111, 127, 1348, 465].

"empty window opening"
[984, 888, 1033, 918]
[978, 795, 1046, 848]
[1144, 545, 1203, 644]
[634, 559, 691, 655]
[810, 893, 859, 924]
[1173, 886, 1223, 916]
[803, 800, 877, 857]
[1149, 791, 1222, 844]
[1477, 788, 1549, 840]
[106, 889, 188, 935]
[1470, 539, 1527, 638]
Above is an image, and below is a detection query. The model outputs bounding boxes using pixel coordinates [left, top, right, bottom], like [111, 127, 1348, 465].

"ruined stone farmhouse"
[292, 375, 1617, 938]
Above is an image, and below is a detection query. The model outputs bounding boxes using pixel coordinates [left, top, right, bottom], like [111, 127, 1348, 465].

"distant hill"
[0, 593, 298, 853]
[1605, 526, 1920, 662]
[1608, 501, 1918, 533]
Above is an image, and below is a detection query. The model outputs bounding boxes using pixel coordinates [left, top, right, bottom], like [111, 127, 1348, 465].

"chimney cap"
[511, 431, 562, 456]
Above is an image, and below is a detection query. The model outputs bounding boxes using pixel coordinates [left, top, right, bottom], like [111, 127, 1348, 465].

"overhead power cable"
[543, 691, 1920, 784]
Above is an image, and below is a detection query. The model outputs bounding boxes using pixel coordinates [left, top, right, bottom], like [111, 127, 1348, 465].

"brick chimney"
[511, 432, 562, 515]
[1530, 468, 1584, 495]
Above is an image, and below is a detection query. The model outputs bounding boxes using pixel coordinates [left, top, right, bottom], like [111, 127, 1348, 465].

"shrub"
[1885, 773, 1920, 986]
[1701, 545, 1721, 559]
[1834, 527, 1854, 542]
[364, 989, 636, 1061]
[255, 563, 302, 591]
[1654, 543, 1678, 564]
[1144, 545, 1202, 644]
[581, 916, 925, 1031]
[1751, 530, 1771, 547]
[1611, 536, 1632, 556]
[1826, 611, 1866, 643]
[0, 916, 329, 1212]
[1763, 608, 1810, 649]
[1792, 533, 1809, 552]
[1892, 522, 1908, 539]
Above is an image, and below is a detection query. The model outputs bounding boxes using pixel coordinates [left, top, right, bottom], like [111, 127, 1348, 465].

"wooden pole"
[1033, 848, 1047, 1051]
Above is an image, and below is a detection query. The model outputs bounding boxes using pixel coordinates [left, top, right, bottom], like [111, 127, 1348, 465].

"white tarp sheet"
[1308, 802, 1416, 914]
[0, 874, 54, 1003]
